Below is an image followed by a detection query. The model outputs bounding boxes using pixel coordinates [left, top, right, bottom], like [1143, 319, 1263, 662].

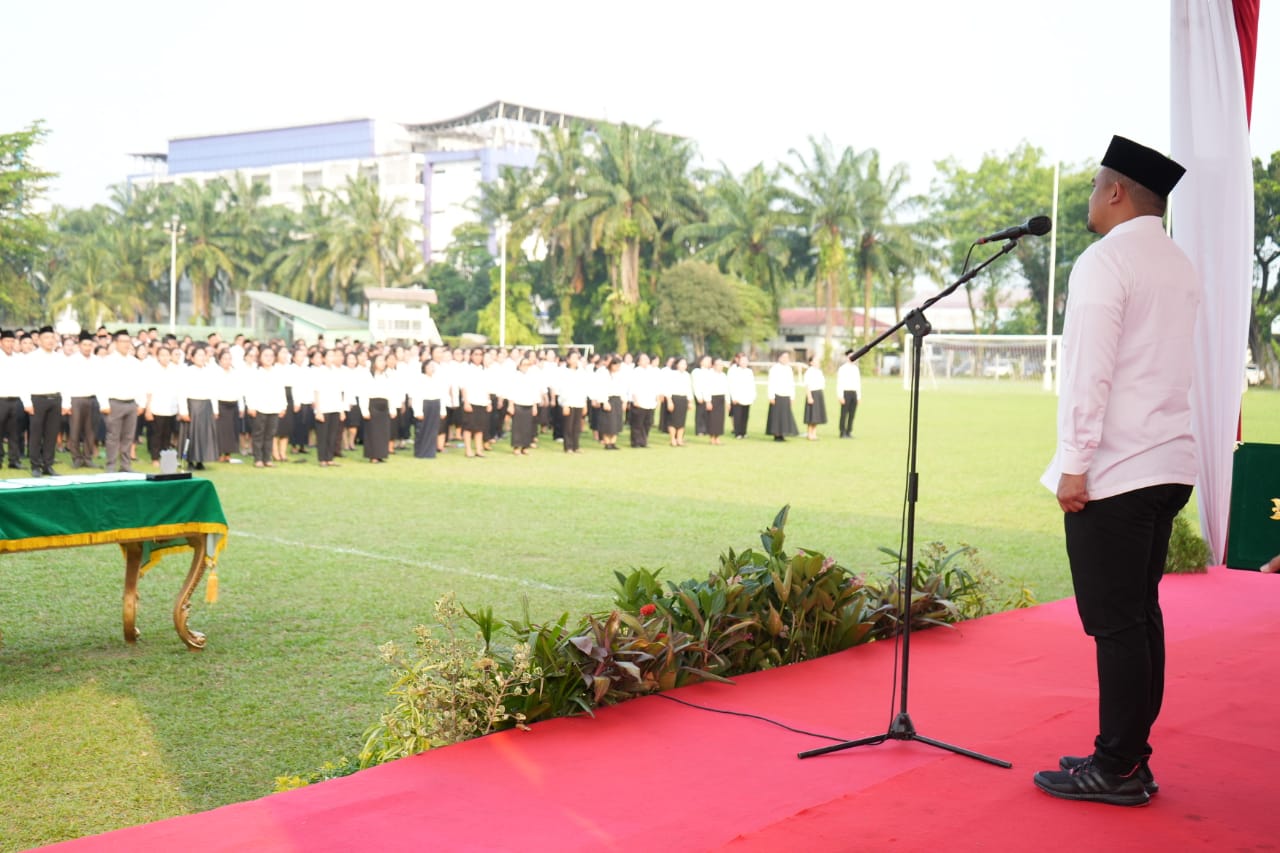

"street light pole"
[497, 217, 509, 348]
[166, 214, 184, 334]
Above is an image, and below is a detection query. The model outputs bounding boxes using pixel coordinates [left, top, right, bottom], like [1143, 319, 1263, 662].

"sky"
[6, 0, 1278, 212]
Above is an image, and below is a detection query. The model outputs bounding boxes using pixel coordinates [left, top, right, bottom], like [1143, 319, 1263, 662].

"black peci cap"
[1101, 135, 1186, 198]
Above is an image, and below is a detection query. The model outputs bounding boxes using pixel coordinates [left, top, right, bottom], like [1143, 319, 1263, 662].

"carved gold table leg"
[173, 535, 209, 651]
[123, 543, 142, 643]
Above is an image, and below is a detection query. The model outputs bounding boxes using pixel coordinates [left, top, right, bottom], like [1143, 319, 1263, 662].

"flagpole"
[1043, 161, 1060, 392]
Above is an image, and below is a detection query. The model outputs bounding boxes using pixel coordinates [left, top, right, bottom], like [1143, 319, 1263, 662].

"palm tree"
[50, 229, 148, 326]
[676, 163, 792, 310]
[167, 178, 240, 323]
[848, 151, 936, 342]
[572, 123, 696, 351]
[784, 138, 868, 357]
[529, 124, 592, 345]
[325, 175, 420, 312]
[267, 190, 336, 305]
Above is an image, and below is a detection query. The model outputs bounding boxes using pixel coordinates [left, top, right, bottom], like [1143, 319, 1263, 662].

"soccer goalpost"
[904, 334, 1063, 390]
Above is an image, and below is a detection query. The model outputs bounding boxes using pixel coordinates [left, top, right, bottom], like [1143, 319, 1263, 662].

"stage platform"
[42, 566, 1280, 852]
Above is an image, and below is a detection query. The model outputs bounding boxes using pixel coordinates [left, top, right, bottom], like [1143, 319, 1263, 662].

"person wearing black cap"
[0, 329, 24, 468]
[1033, 136, 1199, 806]
[836, 349, 862, 438]
[19, 325, 68, 476]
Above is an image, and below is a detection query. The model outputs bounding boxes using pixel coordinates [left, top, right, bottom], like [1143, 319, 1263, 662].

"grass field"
[2, 379, 1277, 850]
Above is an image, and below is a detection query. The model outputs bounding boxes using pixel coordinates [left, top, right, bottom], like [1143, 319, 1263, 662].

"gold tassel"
[205, 567, 219, 604]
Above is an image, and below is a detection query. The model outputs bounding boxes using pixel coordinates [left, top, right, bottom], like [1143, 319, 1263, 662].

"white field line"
[236, 530, 609, 599]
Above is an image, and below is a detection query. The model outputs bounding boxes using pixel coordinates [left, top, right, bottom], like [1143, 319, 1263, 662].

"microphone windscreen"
[1027, 216, 1053, 236]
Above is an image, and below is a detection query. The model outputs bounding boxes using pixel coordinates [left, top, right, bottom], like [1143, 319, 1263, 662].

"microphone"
[975, 215, 1053, 245]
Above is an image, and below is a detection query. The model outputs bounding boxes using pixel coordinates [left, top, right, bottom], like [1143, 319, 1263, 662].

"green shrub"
[358, 594, 542, 769]
[273, 757, 359, 792]
[288, 506, 1009, 787]
[1165, 510, 1212, 574]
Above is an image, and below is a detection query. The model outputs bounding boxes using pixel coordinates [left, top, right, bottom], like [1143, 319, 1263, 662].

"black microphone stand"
[798, 238, 1022, 768]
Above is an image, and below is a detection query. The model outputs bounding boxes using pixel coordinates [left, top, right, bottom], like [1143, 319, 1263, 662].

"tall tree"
[530, 124, 592, 345]
[848, 151, 935, 344]
[325, 175, 420, 312]
[653, 260, 745, 356]
[931, 144, 1089, 334]
[49, 228, 148, 326]
[572, 123, 696, 351]
[784, 138, 866, 357]
[676, 163, 792, 312]
[166, 178, 240, 324]
[268, 190, 335, 306]
[0, 122, 55, 323]
[1251, 151, 1280, 383]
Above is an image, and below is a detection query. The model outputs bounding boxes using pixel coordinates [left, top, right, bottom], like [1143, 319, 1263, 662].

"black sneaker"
[1033, 756, 1150, 806]
[1060, 755, 1158, 796]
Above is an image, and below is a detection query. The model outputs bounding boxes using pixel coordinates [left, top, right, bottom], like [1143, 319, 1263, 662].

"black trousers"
[315, 413, 341, 463]
[251, 413, 278, 464]
[1063, 482, 1192, 774]
[562, 406, 584, 451]
[0, 397, 23, 465]
[68, 396, 98, 466]
[730, 403, 750, 438]
[629, 406, 653, 447]
[291, 403, 314, 449]
[29, 394, 62, 471]
[148, 415, 177, 461]
[839, 391, 858, 436]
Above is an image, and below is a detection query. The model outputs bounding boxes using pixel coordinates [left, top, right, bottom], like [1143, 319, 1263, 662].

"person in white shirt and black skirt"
[765, 352, 799, 442]
[802, 354, 827, 441]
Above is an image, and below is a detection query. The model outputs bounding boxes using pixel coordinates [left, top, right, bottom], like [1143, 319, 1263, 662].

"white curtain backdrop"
[1170, 0, 1255, 562]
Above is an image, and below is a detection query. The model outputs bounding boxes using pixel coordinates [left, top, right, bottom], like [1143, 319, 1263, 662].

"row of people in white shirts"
[6, 336, 861, 423]
[766, 353, 865, 402]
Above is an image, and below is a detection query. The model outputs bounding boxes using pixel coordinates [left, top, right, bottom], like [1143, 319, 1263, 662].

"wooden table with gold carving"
[0, 474, 228, 650]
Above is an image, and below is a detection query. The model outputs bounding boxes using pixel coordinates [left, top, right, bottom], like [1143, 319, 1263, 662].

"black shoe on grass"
[1060, 755, 1158, 796]
[1033, 756, 1150, 806]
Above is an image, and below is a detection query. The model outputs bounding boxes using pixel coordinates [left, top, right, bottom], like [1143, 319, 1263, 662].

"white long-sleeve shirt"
[836, 361, 863, 396]
[18, 347, 69, 409]
[629, 367, 661, 409]
[359, 371, 400, 418]
[702, 369, 728, 398]
[313, 367, 347, 415]
[767, 362, 795, 400]
[1040, 216, 1200, 501]
[505, 369, 544, 407]
[145, 362, 184, 417]
[803, 365, 825, 394]
[665, 369, 693, 399]
[243, 365, 288, 415]
[178, 363, 218, 416]
[410, 371, 448, 417]
[96, 351, 148, 408]
[727, 364, 757, 405]
[557, 366, 589, 408]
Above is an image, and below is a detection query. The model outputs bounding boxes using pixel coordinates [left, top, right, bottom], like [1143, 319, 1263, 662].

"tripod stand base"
[798, 713, 1011, 768]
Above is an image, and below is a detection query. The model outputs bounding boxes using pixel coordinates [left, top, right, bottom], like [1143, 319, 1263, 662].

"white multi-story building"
[129, 101, 595, 264]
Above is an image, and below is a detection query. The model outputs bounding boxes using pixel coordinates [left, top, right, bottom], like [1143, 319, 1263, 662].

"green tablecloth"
[0, 476, 228, 573]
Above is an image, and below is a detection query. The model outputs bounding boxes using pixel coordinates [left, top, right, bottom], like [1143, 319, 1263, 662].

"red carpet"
[43, 567, 1280, 852]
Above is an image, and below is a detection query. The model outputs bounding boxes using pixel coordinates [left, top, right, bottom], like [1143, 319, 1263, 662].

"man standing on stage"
[1033, 137, 1200, 807]
[20, 325, 69, 477]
